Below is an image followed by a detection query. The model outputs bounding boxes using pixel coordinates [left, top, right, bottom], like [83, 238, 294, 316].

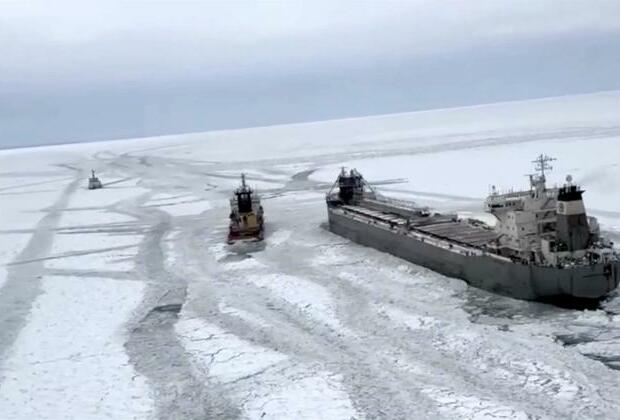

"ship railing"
[485, 190, 529, 202]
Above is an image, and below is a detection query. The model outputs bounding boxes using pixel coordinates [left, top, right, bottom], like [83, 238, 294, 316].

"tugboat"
[228, 174, 264, 244]
[326, 156, 619, 302]
[88, 170, 103, 190]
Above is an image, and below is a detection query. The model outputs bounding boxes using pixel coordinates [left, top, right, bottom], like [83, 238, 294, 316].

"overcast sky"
[1, 1, 620, 148]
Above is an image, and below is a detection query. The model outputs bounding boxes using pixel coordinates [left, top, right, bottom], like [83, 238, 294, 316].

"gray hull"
[328, 210, 619, 301]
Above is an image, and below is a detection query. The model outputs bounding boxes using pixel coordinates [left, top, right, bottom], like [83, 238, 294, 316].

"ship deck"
[338, 204, 499, 248]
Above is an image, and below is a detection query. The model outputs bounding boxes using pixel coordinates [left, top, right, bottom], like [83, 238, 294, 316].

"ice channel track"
[1, 129, 620, 420]
[0, 176, 81, 362]
[120, 198, 238, 419]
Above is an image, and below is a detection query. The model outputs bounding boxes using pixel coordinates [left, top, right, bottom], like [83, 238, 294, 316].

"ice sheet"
[0, 276, 153, 419]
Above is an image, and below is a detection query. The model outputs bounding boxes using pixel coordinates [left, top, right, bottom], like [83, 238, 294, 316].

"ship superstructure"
[484, 155, 609, 266]
[228, 174, 264, 244]
[326, 158, 619, 301]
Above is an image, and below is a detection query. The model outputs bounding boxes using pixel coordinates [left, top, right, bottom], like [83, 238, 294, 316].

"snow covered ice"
[1, 91, 620, 419]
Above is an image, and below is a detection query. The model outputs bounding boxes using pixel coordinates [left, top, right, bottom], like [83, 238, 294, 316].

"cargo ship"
[325, 155, 619, 302]
[227, 174, 264, 244]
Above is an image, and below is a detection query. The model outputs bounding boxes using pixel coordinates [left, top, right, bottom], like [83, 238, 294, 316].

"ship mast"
[529, 154, 555, 198]
[532, 154, 555, 180]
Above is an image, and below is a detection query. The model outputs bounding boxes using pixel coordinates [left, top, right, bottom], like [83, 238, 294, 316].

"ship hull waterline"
[328, 209, 619, 302]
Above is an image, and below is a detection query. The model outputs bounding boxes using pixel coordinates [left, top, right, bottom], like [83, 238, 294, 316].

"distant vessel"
[326, 156, 619, 302]
[228, 174, 264, 244]
[88, 170, 102, 190]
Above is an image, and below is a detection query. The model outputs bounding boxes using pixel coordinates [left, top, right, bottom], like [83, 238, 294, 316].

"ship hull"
[328, 209, 619, 301]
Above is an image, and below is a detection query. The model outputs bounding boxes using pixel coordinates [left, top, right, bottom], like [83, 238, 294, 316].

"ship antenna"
[532, 154, 555, 179]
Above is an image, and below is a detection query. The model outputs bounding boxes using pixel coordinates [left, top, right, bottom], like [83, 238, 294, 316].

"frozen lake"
[1, 91, 619, 419]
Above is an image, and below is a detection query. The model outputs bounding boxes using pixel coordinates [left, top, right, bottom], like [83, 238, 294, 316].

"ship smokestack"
[556, 175, 589, 251]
